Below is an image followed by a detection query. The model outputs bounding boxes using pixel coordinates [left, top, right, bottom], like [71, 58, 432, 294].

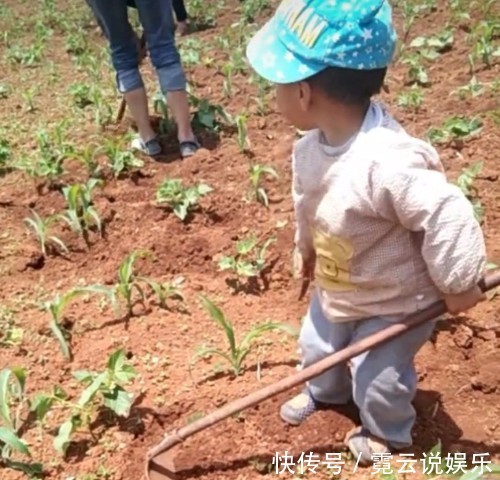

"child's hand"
[443, 285, 486, 315]
[293, 248, 315, 280]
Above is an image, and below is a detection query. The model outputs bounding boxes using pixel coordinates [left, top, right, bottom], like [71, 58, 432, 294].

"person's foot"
[131, 136, 162, 157]
[179, 139, 200, 159]
[344, 427, 391, 466]
[280, 390, 319, 426]
[177, 21, 189, 36]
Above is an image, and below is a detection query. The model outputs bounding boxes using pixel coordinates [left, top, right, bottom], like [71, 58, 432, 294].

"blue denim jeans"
[87, 0, 186, 93]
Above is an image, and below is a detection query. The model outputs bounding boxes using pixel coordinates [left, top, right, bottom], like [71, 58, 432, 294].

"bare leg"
[124, 88, 156, 142]
[167, 90, 195, 142]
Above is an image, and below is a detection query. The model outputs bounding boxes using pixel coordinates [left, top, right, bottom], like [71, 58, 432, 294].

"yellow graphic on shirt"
[312, 228, 355, 292]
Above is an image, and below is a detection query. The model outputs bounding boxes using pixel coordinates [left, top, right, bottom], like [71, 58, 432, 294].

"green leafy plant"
[24, 209, 68, 256]
[454, 162, 484, 223]
[0, 137, 10, 167]
[153, 92, 175, 135]
[0, 368, 43, 477]
[427, 116, 483, 145]
[410, 29, 454, 60]
[156, 178, 212, 221]
[402, 52, 429, 85]
[188, 91, 232, 131]
[249, 164, 278, 207]
[452, 76, 485, 99]
[235, 114, 250, 153]
[69, 83, 94, 108]
[101, 140, 144, 178]
[397, 86, 424, 109]
[60, 179, 103, 246]
[241, 0, 269, 22]
[218, 235, 275, 287]
[191, 297, 297, 376]
[44, 289, 90, 360]
[5, 43, 43, 66]
[94, 250, 185, 317]
[32, 349, 137, 456]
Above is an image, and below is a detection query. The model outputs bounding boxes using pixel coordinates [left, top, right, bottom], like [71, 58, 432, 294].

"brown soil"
[0, 1, 499, 480]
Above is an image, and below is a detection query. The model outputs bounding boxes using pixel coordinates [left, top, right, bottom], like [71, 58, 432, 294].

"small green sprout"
[156, 178, 212, 221]
[249, 164, 278, 207]
[190, 296, 297, 376]
[24, 209, 68, 257]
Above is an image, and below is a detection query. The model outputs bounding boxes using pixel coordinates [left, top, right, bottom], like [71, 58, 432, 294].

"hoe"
[144, 269, 500, 480]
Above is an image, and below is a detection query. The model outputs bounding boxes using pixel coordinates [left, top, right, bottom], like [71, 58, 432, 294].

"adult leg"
[87, 0, 159, 154]
[280, 290, 354, 425]
[346, 316, 437, 464]
[135, 0, 198, 157]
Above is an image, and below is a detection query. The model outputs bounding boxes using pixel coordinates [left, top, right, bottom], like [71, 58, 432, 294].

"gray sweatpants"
[300, 291, 437, 449]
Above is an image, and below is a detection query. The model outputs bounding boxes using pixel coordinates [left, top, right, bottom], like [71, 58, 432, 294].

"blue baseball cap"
[246, 0, 397, 84]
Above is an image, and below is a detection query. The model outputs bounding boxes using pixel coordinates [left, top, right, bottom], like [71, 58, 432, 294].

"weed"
[0, 137, 10, 167]
[249, 164, 278, 207]
[452, 76, 485, 99]
[218, 235, 275, 286]
[191, 296, 297, 376]
[455, 162, 485, 223]
[69, 83, 94, 108]
[188, 91, 233, 131]
[24, 210, 68, 257]
[101, 140, 144, 177]
[427, 116, 483, 145]
[32, 349, 137, 456]
[241, 0, 269, 22]
[156, 178, 212, 221]
[397, 86, 424, 109]
[410, 29, 454, 59]
[402, 53, 429, 85]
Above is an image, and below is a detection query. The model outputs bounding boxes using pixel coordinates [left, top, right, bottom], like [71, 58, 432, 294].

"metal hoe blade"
[144, 270, 500, 480]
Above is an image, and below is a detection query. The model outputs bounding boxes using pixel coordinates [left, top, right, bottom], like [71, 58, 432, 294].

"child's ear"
[298, 81, 312, 112]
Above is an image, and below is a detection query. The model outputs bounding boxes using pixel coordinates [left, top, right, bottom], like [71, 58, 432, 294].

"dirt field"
[0, 1, 499, 479]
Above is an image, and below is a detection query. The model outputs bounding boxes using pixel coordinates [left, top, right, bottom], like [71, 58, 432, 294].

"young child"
[246, 0, 487, 465]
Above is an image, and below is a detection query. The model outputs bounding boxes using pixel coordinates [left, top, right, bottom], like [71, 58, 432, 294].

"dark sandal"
[179, 140, 200, 159]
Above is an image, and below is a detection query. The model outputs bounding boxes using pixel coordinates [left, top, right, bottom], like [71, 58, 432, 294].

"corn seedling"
[32, 349, 137, 456]
[24, 210, 68, 257]
[222, 63, 234, 98]
[44, 288, 92, 359]
[397, 86, 424, 110]
[455, 162, 485, 223]
[468, 21, 500, 69]
[249, 163, 278, 207]
[5, 43, 43, 66]
[0, 368, 43, 476]
[60, 179, 103, 246]
[91, 250, 185, 317]
[65, 29, 89, 56]
[235, 114, 250, 153]
[153, 92, 174, 135]
[218, 235, 275, 288]
[101, 140, 144, 177]
[34, 129, 67, 185]
[427, 116, 483, 145]
[156, 178, 212, 221]
[191, 297, 297, 376]
[74, 144, 102, 178]
[179, 38, 202, 66]
[21, 88, 37, 113]
[0, 308, 23, 348]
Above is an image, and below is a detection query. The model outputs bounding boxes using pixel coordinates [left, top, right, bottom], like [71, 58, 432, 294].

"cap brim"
[246, 17, 325, 84]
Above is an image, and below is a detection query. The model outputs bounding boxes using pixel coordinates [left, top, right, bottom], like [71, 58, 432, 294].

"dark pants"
[127, 0, 187, 21]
